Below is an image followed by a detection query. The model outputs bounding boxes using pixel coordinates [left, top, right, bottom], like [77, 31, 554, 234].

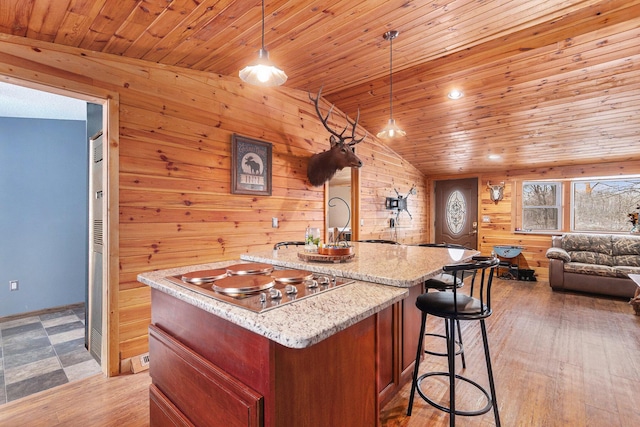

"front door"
[434, 178, 478, 249]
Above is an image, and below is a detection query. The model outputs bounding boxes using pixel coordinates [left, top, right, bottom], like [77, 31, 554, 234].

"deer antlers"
[308, 86, 367, 147]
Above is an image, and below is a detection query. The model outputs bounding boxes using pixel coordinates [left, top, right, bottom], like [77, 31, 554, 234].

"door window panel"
[446, 190, 466, 234]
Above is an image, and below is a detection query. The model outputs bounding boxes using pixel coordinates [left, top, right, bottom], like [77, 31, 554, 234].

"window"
[572, 179, 640, 232]
[522, 181, 561, 231]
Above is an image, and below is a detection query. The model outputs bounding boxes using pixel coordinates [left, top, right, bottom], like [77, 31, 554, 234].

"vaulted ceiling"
[2, 0, 639, 177]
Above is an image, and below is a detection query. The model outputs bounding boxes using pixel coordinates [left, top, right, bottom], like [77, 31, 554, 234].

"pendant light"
[377, 30, 405, 139]
[239, 0, 288, 87]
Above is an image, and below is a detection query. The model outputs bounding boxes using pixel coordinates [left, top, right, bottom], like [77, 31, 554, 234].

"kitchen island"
[138, 243, 478, 427]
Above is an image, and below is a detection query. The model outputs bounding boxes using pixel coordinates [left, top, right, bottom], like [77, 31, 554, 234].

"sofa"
[546, 233, 640, 298]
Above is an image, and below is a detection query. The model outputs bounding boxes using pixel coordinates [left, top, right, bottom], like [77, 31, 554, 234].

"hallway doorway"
[0, 81, 109, 373]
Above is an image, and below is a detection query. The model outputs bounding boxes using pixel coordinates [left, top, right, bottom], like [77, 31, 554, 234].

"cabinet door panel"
[402, 283, 424, 374]
[149, 325, 263, 427]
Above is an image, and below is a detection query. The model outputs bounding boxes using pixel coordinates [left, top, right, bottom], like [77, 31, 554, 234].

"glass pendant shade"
[239, 0, 287, 87]
[377, 118, 406, 139]
[239, 48, 288, 87]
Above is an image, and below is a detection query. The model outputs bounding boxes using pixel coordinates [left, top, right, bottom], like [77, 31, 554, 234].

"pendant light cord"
[389, 34, 393, 119]
[261, 0, 265, 50]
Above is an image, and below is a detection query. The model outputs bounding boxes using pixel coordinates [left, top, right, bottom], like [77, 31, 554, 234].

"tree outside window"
[522, 182, 561, 230]
[572, 180, 640, 232]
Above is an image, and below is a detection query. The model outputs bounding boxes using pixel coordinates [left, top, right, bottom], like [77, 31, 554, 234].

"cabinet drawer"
[150, 384, 194, 427]
[149, 325, 263, 427]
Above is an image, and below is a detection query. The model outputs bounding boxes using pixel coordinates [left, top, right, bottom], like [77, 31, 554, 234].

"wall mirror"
[327, 168, 353, 243]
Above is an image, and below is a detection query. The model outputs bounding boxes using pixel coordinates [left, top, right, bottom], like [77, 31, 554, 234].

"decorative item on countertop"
[628, 205, 640, 234]
[320, 197, 354, 256]
[304, 227, 321, 252]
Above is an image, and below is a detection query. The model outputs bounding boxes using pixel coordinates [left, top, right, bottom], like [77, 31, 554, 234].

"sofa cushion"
[564, 262, 617, 277]
[545, 247, 571, 262]
[612, 235, 640, 266]
[562, 234, 614, 265]
[614, 266, 640, 278]
[569, 251, 614, 266]
[562, 233, 613, 254]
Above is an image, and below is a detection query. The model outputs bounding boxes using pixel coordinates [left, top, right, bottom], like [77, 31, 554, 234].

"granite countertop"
[138, 260, 408, 349]
[241, 242, 479, 288]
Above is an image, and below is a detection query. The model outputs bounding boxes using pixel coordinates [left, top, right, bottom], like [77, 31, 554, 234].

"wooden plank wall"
[0, 34, 428, 374]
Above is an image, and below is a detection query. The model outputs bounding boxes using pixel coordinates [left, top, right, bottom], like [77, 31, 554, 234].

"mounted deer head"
[487, 181, 505, 204]
[307, 87, 366, 186]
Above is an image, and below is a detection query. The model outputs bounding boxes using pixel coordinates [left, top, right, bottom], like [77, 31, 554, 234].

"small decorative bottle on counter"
[305, 227, 320, 252]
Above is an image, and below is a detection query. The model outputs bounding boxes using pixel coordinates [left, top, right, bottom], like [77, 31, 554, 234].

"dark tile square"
[2, 328, 47, 347]
[4, 345, 57, 370]
[45, 321, 84, 336]
[0, 371, 5, 405]
[1, 322, 43, 339]
[3, 336, 52, 356]
[53, 337, 86, 356]
[6, 369, 68, 402]
[58, 348, 94, 368]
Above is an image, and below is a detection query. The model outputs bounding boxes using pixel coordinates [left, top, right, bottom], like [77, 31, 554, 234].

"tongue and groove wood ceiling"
[2, 0, 639, 176]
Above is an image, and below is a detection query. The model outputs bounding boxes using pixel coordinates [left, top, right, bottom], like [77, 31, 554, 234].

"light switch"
[272, 217, 278, 228]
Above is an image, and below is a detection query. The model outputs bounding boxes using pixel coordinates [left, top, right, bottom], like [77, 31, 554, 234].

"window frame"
[516, 176, 640, 234]
[570, 178, 640, 232]
[520, 181, 563, 232]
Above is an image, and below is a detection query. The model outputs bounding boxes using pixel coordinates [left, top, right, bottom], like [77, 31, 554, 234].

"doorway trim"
[1, 75, 120, 376]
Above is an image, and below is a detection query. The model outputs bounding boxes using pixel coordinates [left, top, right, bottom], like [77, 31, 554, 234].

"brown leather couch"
[546, 233, 640, 298]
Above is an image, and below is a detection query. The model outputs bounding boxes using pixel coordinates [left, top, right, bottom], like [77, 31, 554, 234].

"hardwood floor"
[0, 372, 150, 427]
[0, 279, 637, 427]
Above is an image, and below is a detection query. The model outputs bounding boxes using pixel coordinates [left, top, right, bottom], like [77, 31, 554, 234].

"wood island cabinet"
[377, 282, 424, 407]
[149, 289, 379, 427]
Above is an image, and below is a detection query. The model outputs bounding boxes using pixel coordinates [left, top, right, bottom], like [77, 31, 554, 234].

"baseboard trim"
[0, 302, 85, 322]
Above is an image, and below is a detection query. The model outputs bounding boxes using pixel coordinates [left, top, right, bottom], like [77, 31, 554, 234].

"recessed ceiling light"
[488, 154, 501, 160]
[448, 89, 463, 99]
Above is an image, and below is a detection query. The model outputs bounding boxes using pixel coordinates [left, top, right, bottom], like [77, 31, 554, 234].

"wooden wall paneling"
[0, 33, 427, 372]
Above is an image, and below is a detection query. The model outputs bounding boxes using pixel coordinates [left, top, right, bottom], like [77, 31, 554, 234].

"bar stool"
[417, 243, 473, 368]
[356, 239, 399, 244]
[423, 274, 467, 369]
[407, 256, 501, 427]
[273, 241, 305, 249]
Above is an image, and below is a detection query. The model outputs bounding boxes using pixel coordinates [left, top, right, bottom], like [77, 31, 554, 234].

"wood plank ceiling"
[1, 0, 639, 177]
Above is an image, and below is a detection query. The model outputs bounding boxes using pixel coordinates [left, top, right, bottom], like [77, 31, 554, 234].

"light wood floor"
[0, 279, 638, 427]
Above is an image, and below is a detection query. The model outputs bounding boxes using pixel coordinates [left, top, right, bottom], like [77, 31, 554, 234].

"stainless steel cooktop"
[165, 267, 354, 313]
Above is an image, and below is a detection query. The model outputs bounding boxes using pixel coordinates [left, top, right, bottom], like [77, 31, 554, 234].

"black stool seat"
[423, 273, 466, 366]
[417, 292, 485, 318]
[407, 256, 501, 427]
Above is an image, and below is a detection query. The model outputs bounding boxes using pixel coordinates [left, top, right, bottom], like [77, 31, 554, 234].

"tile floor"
[0, 305, 102, 405]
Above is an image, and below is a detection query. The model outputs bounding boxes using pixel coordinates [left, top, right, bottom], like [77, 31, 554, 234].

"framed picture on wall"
[231, 134, 272, 196]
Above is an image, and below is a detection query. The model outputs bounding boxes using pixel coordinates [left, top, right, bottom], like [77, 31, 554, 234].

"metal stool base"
[423, 332, 463, 358]
[415, 371, 493, 417]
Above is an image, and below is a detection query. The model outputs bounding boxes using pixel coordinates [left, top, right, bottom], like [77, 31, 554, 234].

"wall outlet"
[272, 217, 278, 228]
[10, 280, 19, 291]
[390, 218, 395, 228]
